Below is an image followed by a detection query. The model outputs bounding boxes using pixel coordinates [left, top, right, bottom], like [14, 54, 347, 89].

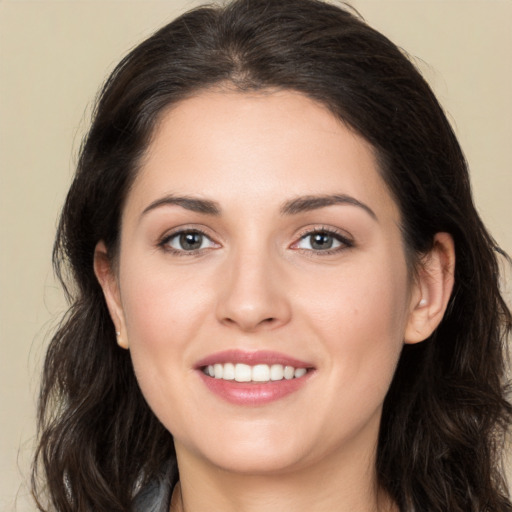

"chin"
[177, 427, 313, 476]
[204, 448, 308, 476]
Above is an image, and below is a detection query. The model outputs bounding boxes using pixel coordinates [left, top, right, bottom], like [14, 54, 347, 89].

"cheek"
[121, 258, 208, 336]
[119, 260, 214, 387]
[302, 255, 409, 336]
[298, 252, 410, 399]
[118, 262, 216, 435]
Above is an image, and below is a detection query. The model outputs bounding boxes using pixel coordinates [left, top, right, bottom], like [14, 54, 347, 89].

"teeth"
[284, 365, 295, 380]
[235, 363, 252, 382]
[252, 364, 270, 382]
[214, 363, 223, 379]
[294, 367, 307, 378]
[270, 364, 284, 381]
[223, 362, 235, 380]
[204, 363, 308, 382]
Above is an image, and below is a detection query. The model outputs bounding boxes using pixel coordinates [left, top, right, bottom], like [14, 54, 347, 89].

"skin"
[95, 89, 455, 512]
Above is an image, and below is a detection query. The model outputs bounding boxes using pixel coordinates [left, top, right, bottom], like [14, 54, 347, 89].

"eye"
[294, 229, 353, 253]
[161, 230, 217, 253]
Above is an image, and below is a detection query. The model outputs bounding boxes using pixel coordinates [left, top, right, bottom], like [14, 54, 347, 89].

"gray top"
[132, 462, 175, 512]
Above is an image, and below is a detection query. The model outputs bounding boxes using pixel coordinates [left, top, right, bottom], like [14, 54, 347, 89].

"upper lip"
[195, 349, 313, 369]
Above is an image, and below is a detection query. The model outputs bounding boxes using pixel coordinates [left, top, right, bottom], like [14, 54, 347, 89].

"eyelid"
[158, 225, 221, 255]
[291, 225, 354, 253]
[156, 224, 353, 256]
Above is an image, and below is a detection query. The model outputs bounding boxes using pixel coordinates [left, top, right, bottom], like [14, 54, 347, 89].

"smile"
[203, 363, 308, 382]
[196, 350, 314, 405]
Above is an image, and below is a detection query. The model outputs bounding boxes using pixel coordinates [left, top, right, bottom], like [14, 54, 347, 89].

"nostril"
[221, 315, 278, 331]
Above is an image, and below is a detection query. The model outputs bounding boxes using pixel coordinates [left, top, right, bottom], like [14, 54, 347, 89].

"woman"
[32, 0, 512, 511]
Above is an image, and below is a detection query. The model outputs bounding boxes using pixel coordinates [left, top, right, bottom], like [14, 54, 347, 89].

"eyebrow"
[141, 195, 221, 217]
[280, 194, 377, 220]
[140, 193, 376, 221]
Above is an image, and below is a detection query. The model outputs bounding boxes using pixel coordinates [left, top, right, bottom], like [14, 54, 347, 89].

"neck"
[172, 440, 396, 512]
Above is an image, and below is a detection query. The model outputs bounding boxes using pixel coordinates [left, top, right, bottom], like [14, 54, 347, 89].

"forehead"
[126, 89, 399, 221]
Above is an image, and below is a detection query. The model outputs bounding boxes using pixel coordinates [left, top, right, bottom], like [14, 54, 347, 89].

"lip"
[195, 349, 312, 369]
[195, 350, 315, 406]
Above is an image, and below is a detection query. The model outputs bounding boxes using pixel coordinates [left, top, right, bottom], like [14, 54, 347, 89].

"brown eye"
[179, 232, 204, 250]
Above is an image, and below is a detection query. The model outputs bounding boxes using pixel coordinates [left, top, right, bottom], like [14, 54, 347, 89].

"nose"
[215, 249, 292, 332]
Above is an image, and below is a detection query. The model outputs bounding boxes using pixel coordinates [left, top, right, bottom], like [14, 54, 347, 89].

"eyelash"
[158, 227, 216, 256]
[158, 226, 354, 256]
[293, 226, 354, 256]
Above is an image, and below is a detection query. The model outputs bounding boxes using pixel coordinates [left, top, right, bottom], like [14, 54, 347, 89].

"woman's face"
[105, 90, 423, 475]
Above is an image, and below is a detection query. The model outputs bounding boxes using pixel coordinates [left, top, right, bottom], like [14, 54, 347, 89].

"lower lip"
[198, 371, 313, 406]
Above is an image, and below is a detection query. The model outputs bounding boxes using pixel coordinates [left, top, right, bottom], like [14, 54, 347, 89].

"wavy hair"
[32, 0, 512, 510]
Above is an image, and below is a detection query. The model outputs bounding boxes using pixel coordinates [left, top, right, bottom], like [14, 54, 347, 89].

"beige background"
[1, 1, 511, 510]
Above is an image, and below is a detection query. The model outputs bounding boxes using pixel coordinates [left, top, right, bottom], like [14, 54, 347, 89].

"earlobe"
[404, 232, 455, 344]
[93, 241, 129, 349]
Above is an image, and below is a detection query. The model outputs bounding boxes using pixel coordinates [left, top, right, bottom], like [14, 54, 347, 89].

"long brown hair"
[32, 1, 512, 510]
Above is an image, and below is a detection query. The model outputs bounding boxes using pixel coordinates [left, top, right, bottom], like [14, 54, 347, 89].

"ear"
[93, 241, 129, 349]
[404, 232, 455, 344]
